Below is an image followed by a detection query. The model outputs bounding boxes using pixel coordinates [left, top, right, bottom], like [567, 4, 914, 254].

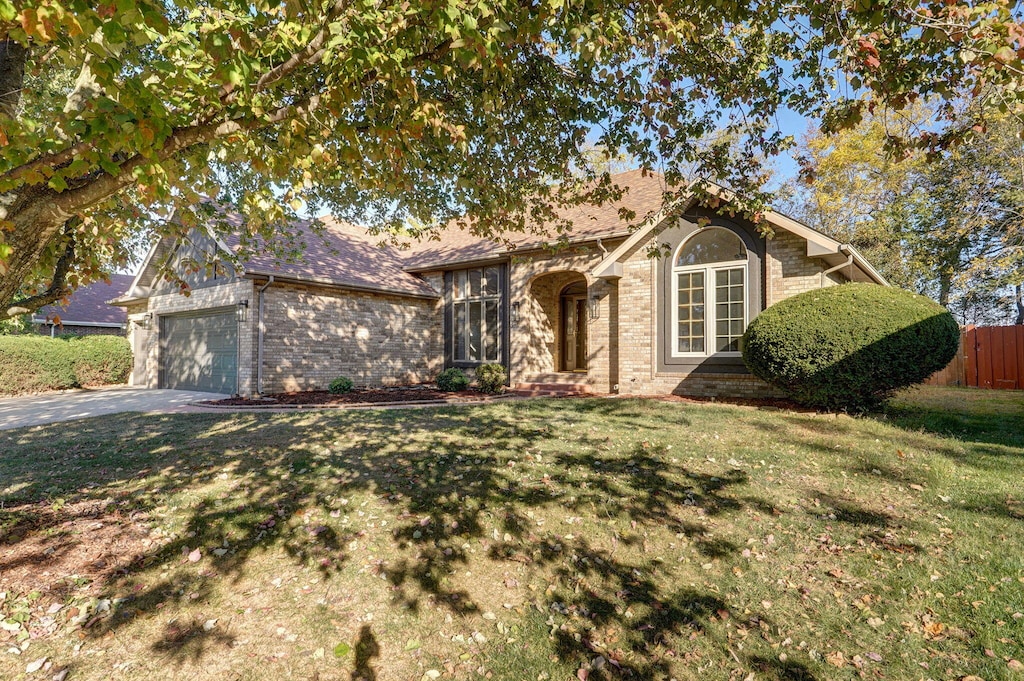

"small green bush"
[475, 363, 507, 394]
[0, 334, 132, 395]
[436, 367, 469, 392]
[742, 283, 959, 411]
[328, 376, 354, 394]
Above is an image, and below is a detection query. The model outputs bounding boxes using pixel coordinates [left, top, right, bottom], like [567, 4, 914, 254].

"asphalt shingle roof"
[397, 169, 674, 270]
[35, 275, 133, 325]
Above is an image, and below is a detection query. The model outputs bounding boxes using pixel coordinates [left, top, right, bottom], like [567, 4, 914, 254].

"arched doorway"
[560, 281, 588, 372]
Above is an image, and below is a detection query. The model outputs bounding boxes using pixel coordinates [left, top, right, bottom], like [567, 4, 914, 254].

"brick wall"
[611, 229, 823, 399]
[258, 281, 442, 393]
[766, 231, 839, 305]
[508, 243, 619, 390]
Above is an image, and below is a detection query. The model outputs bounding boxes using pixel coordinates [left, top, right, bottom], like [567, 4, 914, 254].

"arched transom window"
[672, 228, 748, 356]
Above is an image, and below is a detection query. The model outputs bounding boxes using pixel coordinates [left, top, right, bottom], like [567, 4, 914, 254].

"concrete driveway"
[0, 385, 226, 431]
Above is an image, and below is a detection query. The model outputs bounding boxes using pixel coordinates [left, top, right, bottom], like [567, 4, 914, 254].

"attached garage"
[159, 309, 238, 394]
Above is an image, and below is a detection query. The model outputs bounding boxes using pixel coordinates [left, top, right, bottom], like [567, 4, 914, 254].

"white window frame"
[670, 228, 749, 359]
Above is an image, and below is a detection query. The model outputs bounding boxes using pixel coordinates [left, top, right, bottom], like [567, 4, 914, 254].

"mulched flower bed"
[201, 385, 491, 407]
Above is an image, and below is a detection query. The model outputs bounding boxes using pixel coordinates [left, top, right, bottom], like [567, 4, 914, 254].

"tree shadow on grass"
[0, 400, 774, 679]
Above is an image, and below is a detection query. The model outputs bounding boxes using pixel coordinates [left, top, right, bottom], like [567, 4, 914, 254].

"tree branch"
[4, 219, 78, 319]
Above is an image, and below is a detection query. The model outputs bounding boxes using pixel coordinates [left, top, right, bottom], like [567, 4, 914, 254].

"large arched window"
[672, 228, 748, 356]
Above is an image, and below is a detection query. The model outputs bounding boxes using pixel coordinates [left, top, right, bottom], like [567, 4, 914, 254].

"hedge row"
[0, 334, 132, 395]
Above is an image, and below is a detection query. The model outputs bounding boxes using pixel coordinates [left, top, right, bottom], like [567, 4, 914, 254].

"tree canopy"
[1, 0, 1023, 317]
[787, 106, 1024, 324]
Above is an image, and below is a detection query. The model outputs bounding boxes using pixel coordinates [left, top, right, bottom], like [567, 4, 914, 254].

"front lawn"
[1, 386, 1022, 680]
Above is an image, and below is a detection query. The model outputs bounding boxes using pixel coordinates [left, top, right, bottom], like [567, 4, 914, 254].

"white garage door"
[160, 310, 238, 394]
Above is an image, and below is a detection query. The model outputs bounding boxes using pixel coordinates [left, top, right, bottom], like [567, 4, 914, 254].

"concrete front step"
[521, 372, 591, 385]
[512, 382, 592, 397]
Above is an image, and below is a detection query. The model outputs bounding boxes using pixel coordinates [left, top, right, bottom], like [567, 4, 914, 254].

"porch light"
[236, 299, 249, 322]
[139, 312, 153, 329]
[510, 301, 521, 326]
[589, 294, 601, 321]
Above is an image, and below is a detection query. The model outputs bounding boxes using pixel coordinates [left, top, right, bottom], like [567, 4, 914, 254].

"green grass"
[1, 386, 1022, 680]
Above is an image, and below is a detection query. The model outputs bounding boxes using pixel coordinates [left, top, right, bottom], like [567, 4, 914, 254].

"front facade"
[115, 172, 886, 397]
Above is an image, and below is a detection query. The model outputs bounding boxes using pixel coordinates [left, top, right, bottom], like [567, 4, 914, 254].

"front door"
[561, 285, 588, 372]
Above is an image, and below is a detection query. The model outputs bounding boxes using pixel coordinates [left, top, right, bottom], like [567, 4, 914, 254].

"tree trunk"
[938, 273, 952, 308]
[0, 39, 28, 118]
[1015, 282, 1023, 325]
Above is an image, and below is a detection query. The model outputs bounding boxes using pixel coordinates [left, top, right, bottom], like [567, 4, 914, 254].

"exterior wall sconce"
[510, 301, 521, 326]
[139, 312, 153, 329]
[236, 299, 249, 323]
[589, 294, 601, 321]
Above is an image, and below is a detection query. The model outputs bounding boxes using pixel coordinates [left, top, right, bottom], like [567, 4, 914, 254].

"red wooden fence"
[926, 325, 1024, 389]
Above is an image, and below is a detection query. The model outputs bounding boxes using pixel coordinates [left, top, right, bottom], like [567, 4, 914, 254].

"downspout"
[256, 276, 274, 396]
[821, 245, 854, 287]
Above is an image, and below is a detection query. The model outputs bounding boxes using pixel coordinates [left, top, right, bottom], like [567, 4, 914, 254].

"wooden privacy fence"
[925, 325, 1024, 389]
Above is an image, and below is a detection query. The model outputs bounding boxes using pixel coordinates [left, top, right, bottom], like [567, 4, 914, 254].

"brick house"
[112, 171, 886, 396]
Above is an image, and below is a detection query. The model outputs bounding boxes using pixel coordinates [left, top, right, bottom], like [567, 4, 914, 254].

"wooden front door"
[561, 291, 588, 372]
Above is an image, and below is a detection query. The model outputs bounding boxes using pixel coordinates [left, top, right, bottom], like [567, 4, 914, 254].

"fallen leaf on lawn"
[312, 648, 325, 659]
[1008, 659, 1024, 671]
[867, 617, 884, 628]
[923, 621, 945, 639]
[333, 642, 351, 658]
[405, 639, 421, 651]
[576, 668, 589, 681]
[421, 671, 441, 681]
[202, 619, 217, 631]
[26, 657, 47, 673]
[909, 484, 924, 492]
[826, 651, 845, 667]
[188, 549, 202, 563]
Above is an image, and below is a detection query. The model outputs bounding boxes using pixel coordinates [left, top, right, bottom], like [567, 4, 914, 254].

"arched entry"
[560, 281, 588, 372]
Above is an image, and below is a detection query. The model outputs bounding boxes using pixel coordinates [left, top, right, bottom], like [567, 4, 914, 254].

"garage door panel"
[160, 310, 238, 394]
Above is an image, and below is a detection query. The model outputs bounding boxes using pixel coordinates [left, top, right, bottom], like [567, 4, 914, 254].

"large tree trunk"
[1015, 282, 1023, 325]
[0, 39, 28, 118]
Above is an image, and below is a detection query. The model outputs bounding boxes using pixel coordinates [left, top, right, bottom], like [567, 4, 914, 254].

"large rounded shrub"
[742, 283, 959, 410]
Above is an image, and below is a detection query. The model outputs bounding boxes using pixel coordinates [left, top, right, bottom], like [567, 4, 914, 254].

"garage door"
[160, 310, 238, 394]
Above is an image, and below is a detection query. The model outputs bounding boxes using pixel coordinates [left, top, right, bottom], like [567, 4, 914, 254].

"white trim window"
[671, 228, 748, 356]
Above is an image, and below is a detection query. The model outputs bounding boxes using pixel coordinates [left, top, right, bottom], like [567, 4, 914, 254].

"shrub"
[436, 367, 469, 392]
[475, 363, 507, 394]
[328, 376, 354, 394]
[742, 283, 959, 411]
[0, 334, 132, 395]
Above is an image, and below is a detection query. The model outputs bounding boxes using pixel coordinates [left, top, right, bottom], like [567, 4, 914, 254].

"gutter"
[242, 270, 438, 300]
[821, 245, 855, 287]
[256, 275, 274, 396]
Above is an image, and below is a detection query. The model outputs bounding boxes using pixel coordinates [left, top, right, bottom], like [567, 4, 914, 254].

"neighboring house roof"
[398, 169, 671, 271]
[33, 275, 133, 326]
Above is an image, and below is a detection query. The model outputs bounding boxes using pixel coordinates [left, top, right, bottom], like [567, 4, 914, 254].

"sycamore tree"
[1, 0, 1023, 318]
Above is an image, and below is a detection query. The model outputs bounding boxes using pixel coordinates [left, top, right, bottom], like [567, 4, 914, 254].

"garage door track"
[0, 386, 226, 431]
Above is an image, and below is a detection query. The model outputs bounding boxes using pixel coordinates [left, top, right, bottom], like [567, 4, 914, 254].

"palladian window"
[672, 228, 748, 356]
